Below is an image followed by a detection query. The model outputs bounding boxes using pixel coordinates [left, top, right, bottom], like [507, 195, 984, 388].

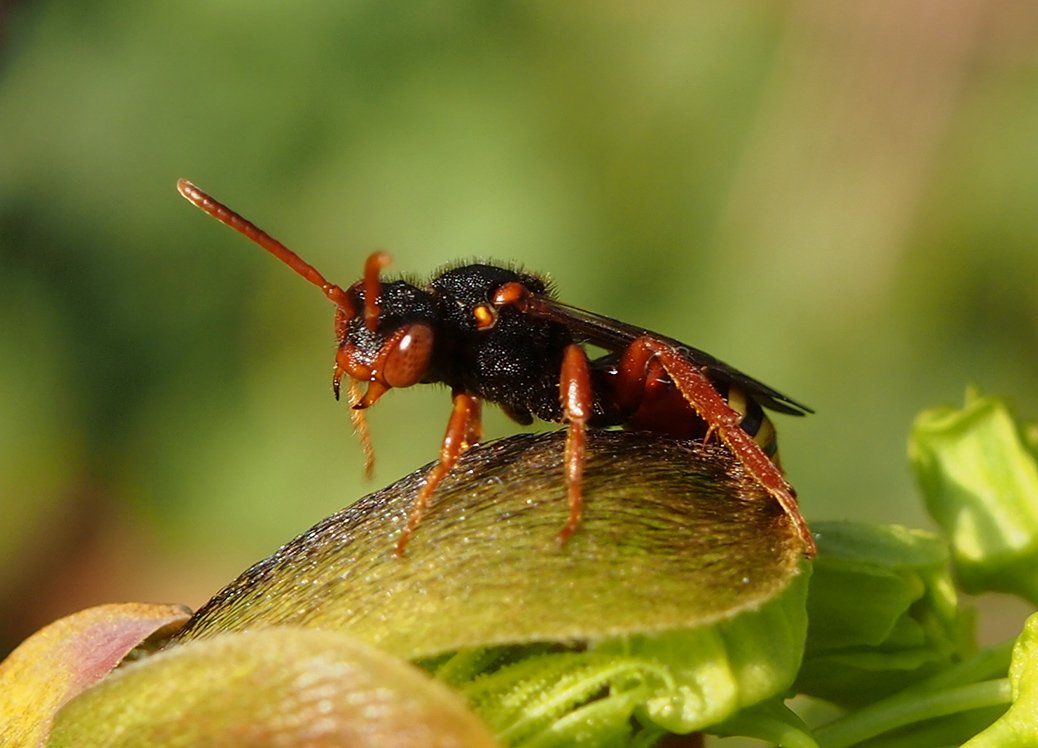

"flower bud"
[910, 391, 1038, 604]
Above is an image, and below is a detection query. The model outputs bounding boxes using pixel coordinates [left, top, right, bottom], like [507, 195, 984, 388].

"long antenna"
[176, 179, 354, 315]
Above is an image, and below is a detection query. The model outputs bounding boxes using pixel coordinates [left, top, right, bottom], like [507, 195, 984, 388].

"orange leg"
[559, 344, 593, 543]
[617, 337, 816, 557]
[395, 391, 483, 556]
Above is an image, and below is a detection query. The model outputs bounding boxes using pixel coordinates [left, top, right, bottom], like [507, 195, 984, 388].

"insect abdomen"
[722, 385, 779, 458]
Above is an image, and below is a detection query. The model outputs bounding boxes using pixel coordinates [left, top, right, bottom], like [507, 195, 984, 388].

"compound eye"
[381, 323, 435, 389]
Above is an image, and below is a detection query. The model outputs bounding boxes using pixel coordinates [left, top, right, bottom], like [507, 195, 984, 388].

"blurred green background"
[2, 2, 1037, 659]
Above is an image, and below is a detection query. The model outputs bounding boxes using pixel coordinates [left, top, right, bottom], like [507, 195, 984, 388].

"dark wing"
[524, 295, 813, 416]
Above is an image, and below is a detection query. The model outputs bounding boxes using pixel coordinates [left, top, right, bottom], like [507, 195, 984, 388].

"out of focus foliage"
[2, 2, 1037, 656]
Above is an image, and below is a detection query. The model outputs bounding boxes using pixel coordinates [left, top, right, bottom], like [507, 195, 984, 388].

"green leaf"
[811, 606, 1015, 747]
[910, 390, 1038, 603]
[713, 699, 819, 748]
[796, 522, 969, 706]
[175, 430, 811, 742]
[47, 627, 501, 748]
[178, 431, 809, 656]
[609, 579, 809, 734]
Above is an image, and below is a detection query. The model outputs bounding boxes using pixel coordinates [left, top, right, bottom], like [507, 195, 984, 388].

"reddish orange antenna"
[176, 179, 355, 316]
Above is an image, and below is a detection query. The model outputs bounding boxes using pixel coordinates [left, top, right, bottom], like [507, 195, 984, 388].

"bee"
[178, 180, 815, 557]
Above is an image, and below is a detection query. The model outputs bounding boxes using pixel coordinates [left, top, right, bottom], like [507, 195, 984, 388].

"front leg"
[616, 337, 816, 557]
[395, 390, 483, 556]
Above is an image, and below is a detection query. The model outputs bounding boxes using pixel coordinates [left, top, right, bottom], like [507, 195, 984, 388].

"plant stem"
[814, 679, 1012, 748]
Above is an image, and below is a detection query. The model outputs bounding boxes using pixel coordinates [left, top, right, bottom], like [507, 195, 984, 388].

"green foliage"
[797, 522, 967, 705]
[806, 392, 1038, 747]
[4, 392, 1038, 746]
[964, 613, 1038, 747]
[147, 393, 1038, 744]
[427, 573, 808, 745]
[175, 431, 812, 742]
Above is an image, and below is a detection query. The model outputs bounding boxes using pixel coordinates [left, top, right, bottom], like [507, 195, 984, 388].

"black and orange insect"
[177, 179, 815, 557]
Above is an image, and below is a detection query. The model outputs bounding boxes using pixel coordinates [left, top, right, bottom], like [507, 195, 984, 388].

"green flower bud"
[910, 391, 1038, 604]
[795, 522, 969, 706]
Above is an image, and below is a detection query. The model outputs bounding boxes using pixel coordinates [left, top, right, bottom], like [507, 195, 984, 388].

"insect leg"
[395, 390, 483, 556]
[618, 337, 816, 557]
[559, 344, 593, 543]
